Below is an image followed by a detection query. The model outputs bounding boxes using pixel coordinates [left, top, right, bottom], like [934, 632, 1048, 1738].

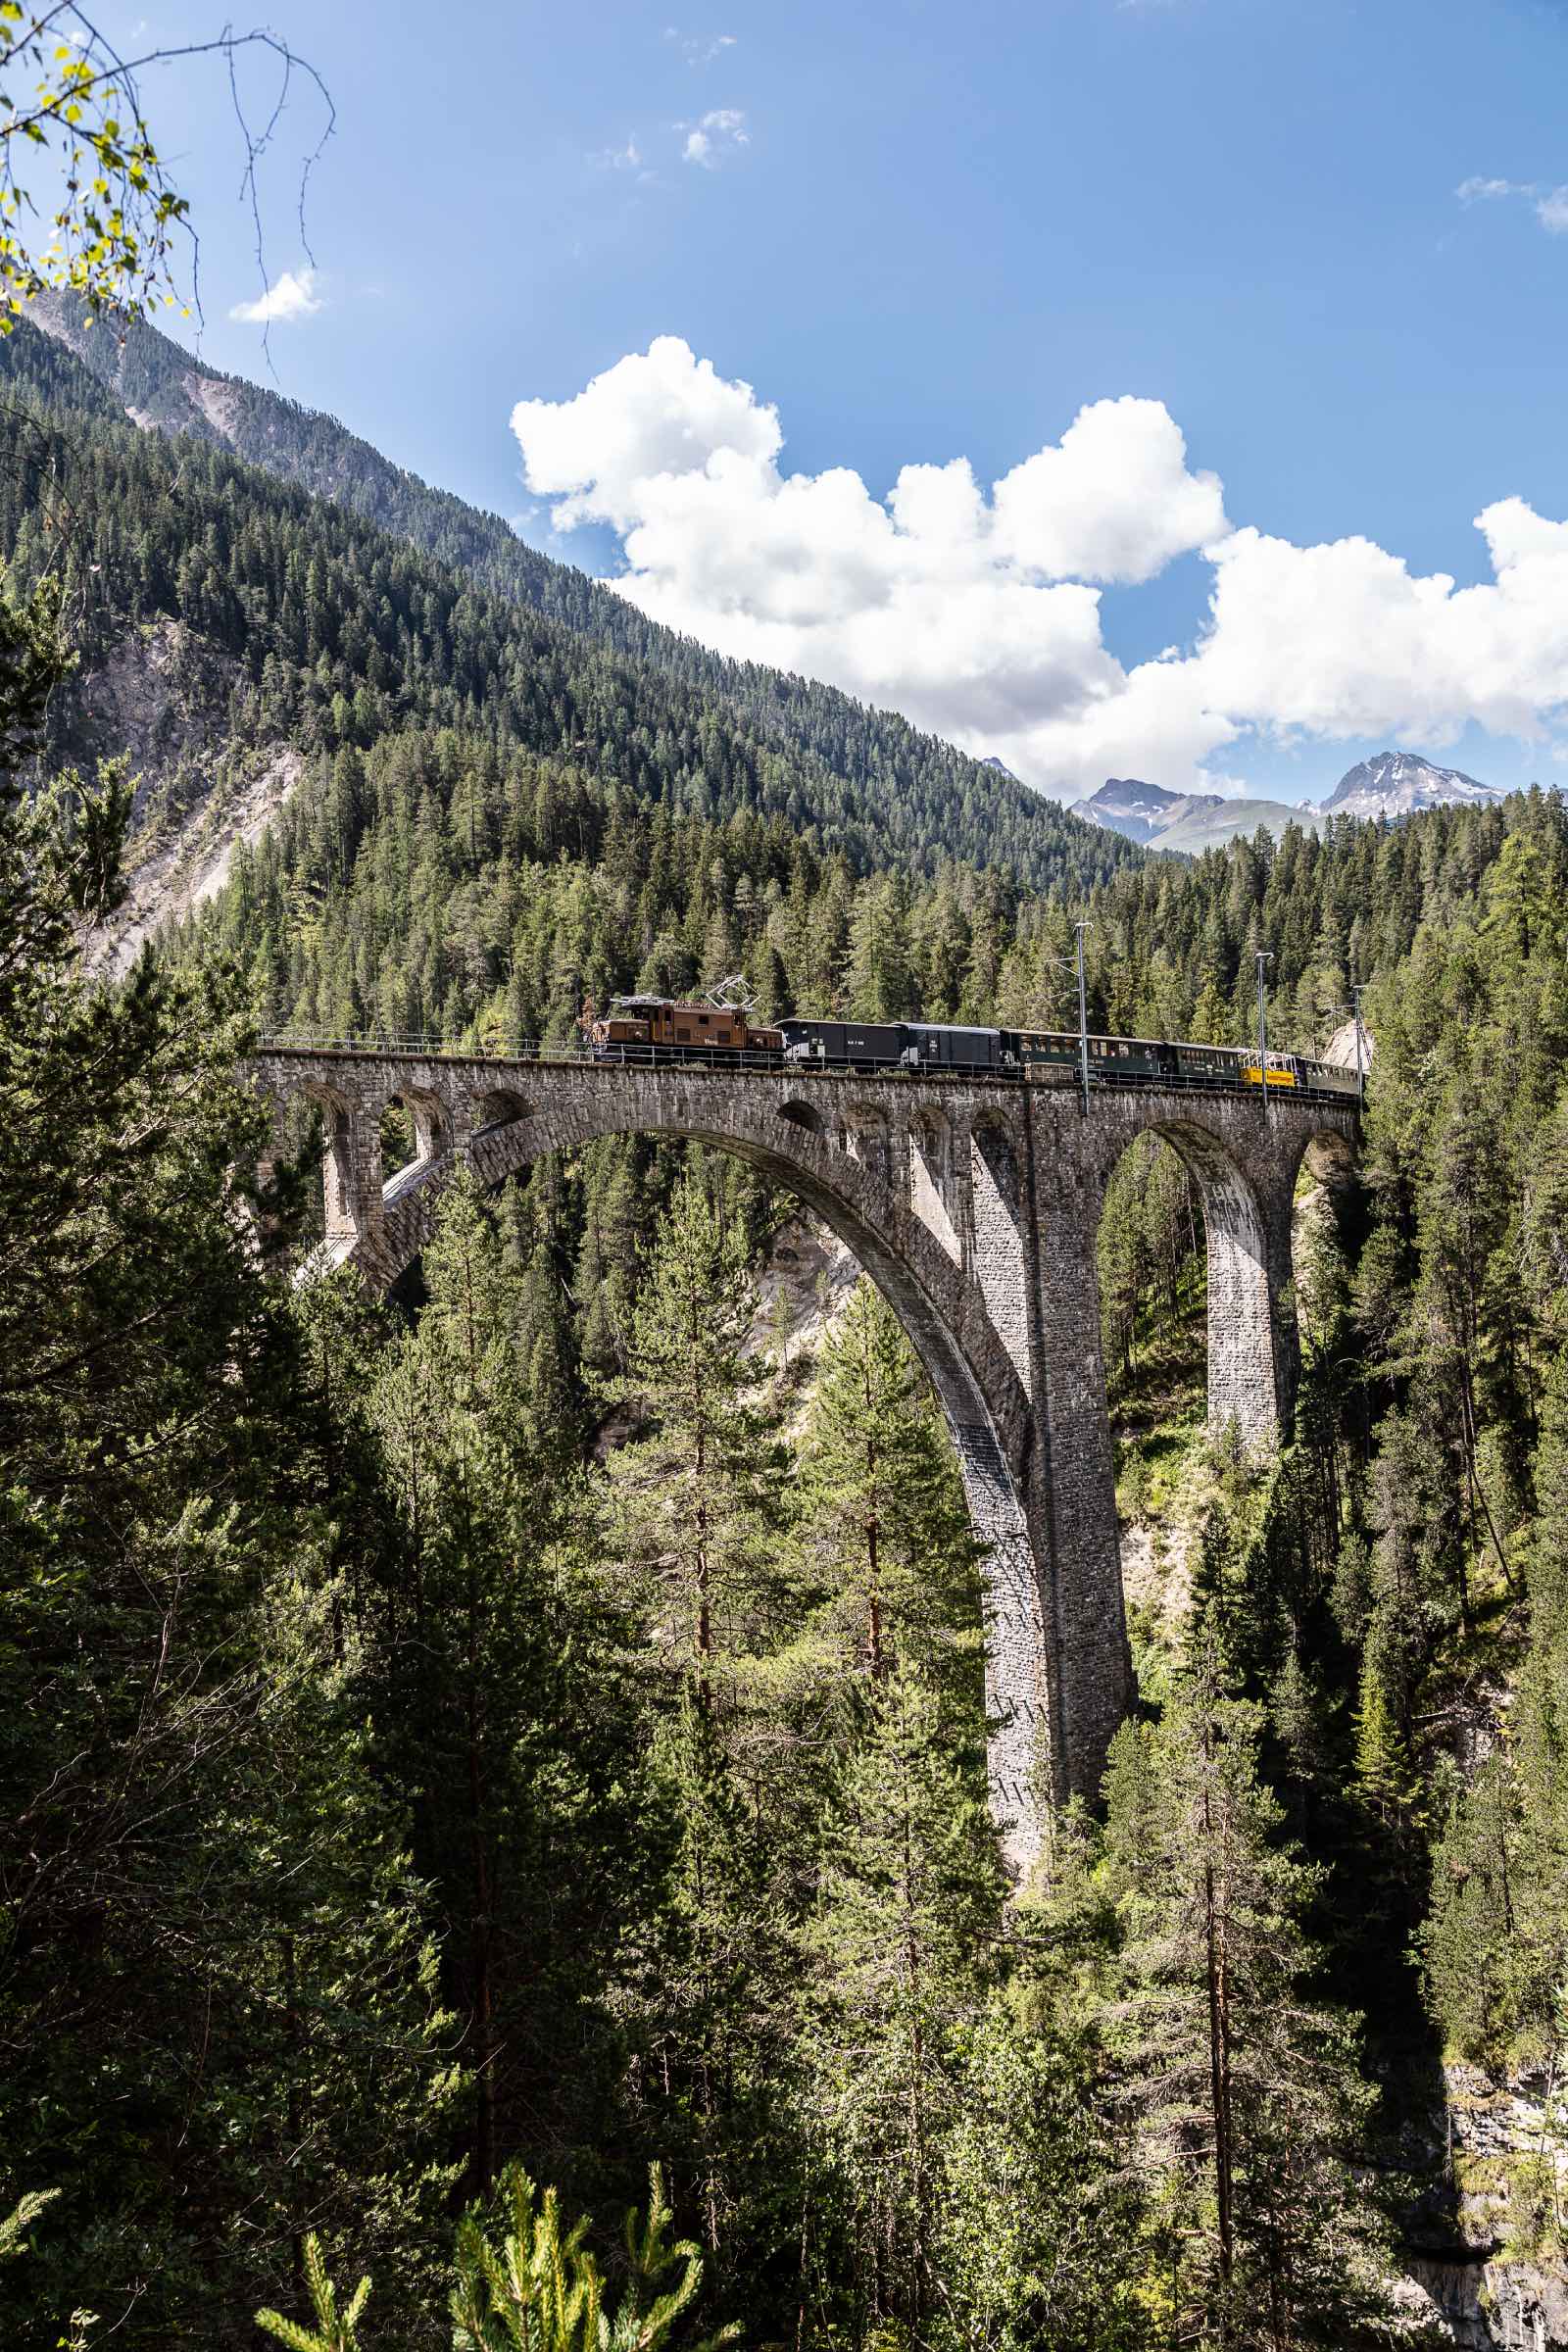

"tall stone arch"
[1053, 1088, 1359, 1442]
[254, 1053, 1069, 1867]
[1121, 1115, 1284, 1442]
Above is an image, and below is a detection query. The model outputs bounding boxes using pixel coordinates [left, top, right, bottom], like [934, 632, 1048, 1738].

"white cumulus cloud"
[990, 395, 1226, 584]
[513, 338, 780, 531]
[228, 268, 322, 324]
[681, 108, 748, 166]
[509, 337, 1568, 797]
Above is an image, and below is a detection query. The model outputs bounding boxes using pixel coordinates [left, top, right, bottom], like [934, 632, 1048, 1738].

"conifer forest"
[3, 16, 1568, 2351]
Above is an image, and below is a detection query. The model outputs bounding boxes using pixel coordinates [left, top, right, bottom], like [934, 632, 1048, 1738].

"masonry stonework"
[250, 1048, 1357, 1874]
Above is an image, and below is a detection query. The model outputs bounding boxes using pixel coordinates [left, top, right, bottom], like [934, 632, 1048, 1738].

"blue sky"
[92, 0, 1568, 805]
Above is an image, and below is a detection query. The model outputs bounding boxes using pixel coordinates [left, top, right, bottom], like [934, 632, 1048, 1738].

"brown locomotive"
[587, 994, 783, 1059]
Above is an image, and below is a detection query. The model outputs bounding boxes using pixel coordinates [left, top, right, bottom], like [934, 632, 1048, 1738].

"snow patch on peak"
[1325, 751, 1500, 820]
[1076, 776, 1190, 842]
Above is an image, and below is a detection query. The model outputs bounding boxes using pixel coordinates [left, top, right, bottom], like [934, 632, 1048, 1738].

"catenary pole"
[1076, 919, 1091, 1114]
[1255, 950, 1274, 1112]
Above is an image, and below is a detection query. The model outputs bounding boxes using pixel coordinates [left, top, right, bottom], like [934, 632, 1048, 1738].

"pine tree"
[1103, 1646, 1392, 2349]
[800, 1671, 1005, 2341]
[597, 1172, 806, 2291]
[259, 2238, 372, 2352]
[1421, 1348, 1568, 2080]
[0, 575, 458, 2344]
[930, 1992, 1144, 2352]
[845, 870, 915, 1020]
[1350, 1639, 1414, 1824]
[600, 1165, 791, 1706]
[369, 1166, 652, 2204]
[795, 1276, 981, 1699]
[259, 2163, 737, 2352]
[626, 1690, 804, 2273]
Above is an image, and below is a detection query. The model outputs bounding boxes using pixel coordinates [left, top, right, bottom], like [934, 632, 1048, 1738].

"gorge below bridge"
[250, 1044, 1360, 1872]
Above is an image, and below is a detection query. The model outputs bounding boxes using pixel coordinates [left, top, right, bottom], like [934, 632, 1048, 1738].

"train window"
[698, 1013, 710, 1025]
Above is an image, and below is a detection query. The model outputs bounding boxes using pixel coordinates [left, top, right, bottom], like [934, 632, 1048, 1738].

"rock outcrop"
[1401, 2062, 1568, 2348]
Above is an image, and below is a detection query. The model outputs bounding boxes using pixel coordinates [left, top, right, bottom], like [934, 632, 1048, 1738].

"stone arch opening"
[909, 1103, 966, 1266]
[292, 1080, 365, 1245]
[346, 1091, 1031, 1484]
[1171, 1120, 1285, 1443]
[484, 1115, 1021, 1489]
[1289, 1124, 1361, 1375]
[1160, 1119, 1280, 1444]
[380, 1087, 449, 1176]
[1090, 1112, 1281, 1690]
[474, 1089, 530, 1135]
[1094, 1128, 1206, 1438]
[1094, 1115, 1279, 1446]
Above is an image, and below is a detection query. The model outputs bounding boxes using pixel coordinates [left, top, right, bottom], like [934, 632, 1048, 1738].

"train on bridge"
[585, 996, 1361, 1100]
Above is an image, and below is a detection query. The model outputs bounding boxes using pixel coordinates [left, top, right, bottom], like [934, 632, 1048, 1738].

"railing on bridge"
[261, 1029, 545, 1057]
[257, 1029, 826, 1077]
[256, 1029, 1358, 1105]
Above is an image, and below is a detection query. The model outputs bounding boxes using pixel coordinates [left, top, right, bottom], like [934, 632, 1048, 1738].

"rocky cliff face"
[87, 744, 303, 977]
[1322, 1012, 1375, 1073]
[1400, 2061, 1568, 2349]
[748, 1214, 861, 1374]
[67, 616, 240, 823]
[45, 613, 302, 975]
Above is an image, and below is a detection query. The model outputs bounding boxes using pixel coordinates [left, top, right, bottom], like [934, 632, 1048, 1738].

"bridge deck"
[254, 1037, 1359, 1111]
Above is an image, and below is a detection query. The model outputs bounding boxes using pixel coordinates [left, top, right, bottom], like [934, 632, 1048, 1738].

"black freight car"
[780, 1020, 906, 1071]
[899, 1023, 1009, 1072]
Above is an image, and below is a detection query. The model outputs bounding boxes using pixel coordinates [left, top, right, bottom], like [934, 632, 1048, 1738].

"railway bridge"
[248, 1044, 1358, 1872]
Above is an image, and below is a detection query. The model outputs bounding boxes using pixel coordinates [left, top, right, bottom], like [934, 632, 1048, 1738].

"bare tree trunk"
[467, 1635, 496, 2191]
[1201, 1722, 1236, 2334]
[282, 1933, 306, 2311]
[1459, 1354, 1514, 1594]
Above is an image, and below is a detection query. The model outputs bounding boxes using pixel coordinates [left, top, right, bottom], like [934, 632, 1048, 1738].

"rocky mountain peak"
[1325, 750, 1500, 819]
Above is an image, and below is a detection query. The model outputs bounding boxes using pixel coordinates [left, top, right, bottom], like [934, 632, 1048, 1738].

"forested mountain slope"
[188, 675, 1545, 1056]
[15, 303, 1131, 898]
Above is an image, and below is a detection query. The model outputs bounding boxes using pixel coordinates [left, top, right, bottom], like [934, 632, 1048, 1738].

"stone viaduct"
[248, 1046, 1358, 1873]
